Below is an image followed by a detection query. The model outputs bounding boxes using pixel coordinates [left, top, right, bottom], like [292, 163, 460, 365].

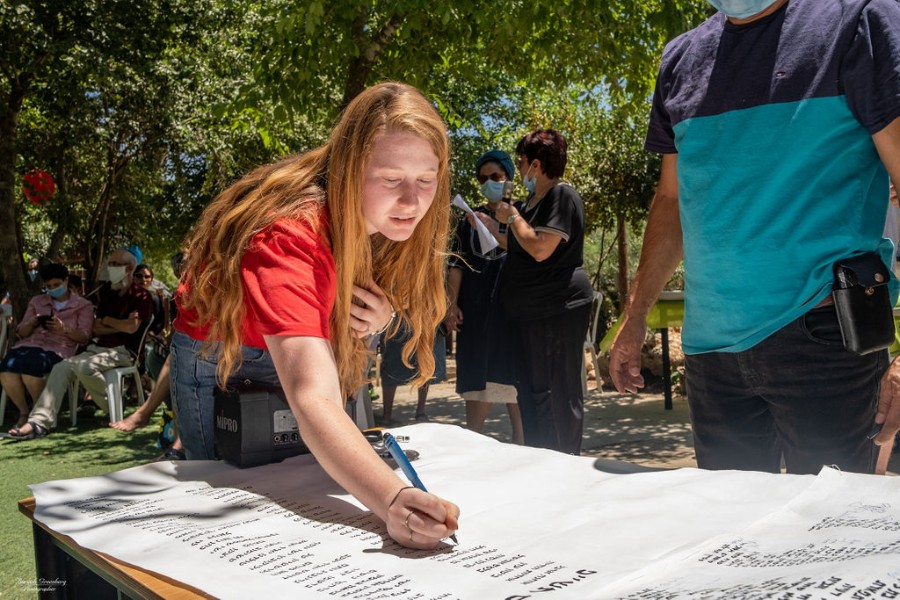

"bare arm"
[264, 335, 459, 547]
[491, 201, 562, 262]
[609, 153, 683, 393]
[872, 117, 900, 467]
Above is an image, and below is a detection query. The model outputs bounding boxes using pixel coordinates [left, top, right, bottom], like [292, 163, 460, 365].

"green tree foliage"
[240, 0, 707, 127]
[1, 0, 221, 315]
[445, 83, 661, 307]
[2, 0, 709, 320]
[1, 1, 314, 316]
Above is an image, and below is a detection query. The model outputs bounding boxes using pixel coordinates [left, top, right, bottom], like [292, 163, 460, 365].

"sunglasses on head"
[476, 172, 507, 185]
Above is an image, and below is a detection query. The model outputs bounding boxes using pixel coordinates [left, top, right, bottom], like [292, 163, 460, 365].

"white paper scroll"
[452, 194, 499, 252]
[30, 424, 900, 599]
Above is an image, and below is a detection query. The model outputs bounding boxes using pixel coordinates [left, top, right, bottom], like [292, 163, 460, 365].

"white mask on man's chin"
[107, 265, 128, 289]
[707, 0, 778, 18]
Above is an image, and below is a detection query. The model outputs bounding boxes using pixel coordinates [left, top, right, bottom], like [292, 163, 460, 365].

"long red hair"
[181, 82, 451, 396]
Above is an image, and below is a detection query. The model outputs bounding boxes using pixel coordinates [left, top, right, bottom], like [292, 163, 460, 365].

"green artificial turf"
[0, 406, 163, 599]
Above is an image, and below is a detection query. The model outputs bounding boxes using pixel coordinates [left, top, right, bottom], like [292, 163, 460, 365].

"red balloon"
[22, 169, 56, 205]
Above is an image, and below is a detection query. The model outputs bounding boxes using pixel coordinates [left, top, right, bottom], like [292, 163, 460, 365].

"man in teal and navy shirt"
[610, 0, 900, 474]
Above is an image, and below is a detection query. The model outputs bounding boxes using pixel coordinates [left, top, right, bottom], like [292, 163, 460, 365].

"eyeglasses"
[135, 274, 152, 280]
[476, 173, 507, 185]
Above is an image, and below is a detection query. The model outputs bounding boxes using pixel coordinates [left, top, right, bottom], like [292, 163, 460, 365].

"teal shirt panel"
[674, 95, 897, 354]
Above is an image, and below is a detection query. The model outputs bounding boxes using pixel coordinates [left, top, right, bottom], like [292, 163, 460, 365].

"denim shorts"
[0, 346, 63, 377]
[170, 331, 280, 460]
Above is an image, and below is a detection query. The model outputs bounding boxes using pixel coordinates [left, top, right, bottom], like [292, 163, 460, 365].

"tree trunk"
[341, 12, 405, 108]
[0, 81, 31, 322]
[84, 150, 131, 284]
[616, 212, 629, 313]
[46, 146, 68, 261]
[47, 223, 66, 261]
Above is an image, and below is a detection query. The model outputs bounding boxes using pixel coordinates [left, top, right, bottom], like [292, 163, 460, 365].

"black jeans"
[513, 304, 591, 455]
[685, 305, 887, 474]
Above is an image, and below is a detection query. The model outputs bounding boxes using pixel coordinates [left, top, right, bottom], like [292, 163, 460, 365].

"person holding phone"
[1, 264, 92, 430]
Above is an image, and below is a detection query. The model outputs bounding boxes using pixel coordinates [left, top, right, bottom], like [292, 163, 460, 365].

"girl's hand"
[350, 280, 395, 338]
[385, 487, 460, 549]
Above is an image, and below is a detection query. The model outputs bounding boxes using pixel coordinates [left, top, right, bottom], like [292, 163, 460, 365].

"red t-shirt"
[175, 217, 336, 349]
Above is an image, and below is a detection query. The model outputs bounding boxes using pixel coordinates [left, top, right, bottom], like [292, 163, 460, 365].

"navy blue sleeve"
[646, 63, 678, 154]
[842, 0, 900, 134]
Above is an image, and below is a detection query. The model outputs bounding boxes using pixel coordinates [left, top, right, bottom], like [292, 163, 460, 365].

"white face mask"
[522, 164, 537, 194]
[107, 266, 128, 286]
[480, 179, 506, 202]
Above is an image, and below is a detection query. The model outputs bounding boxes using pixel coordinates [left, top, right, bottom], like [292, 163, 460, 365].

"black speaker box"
[214, 386, 310, 468]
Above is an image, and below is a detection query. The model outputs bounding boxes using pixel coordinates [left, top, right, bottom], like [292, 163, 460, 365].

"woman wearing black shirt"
[475, 129, 592, 454]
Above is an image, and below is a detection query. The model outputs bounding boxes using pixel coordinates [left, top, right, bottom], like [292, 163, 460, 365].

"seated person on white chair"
[10, 247, 153, 439]
[1, 263, 93, 430]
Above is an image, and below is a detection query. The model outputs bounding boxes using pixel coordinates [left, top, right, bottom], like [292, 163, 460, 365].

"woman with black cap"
[444, 149, 524, 444]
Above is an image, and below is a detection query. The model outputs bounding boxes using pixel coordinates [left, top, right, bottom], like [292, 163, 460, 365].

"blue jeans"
[685, 305, 887, 474]
[171, 331, 280, 460]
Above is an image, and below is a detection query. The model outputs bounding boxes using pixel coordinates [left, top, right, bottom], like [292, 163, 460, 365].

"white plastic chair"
[103, 314, 154, 423]
[582, 290, 605, 396]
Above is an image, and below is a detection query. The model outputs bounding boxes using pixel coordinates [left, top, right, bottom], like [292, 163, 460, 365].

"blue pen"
[383, 433, 458, 543]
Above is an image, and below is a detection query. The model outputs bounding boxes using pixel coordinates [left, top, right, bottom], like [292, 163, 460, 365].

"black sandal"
[9, 421, 48, 441]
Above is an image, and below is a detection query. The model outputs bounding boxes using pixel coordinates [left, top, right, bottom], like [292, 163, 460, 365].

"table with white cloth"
[24, 424, 900, 599]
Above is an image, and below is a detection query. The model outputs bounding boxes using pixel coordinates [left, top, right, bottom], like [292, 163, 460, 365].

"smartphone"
[36, 315, 52, 329]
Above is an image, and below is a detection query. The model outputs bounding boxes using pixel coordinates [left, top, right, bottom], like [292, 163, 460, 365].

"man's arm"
[609, 153, 683, 393]
[871, 117, 900, 466]
[94, 312, 142, 335]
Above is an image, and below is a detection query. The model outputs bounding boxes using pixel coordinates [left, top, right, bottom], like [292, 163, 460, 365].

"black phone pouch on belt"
[832, 251, 894, 355]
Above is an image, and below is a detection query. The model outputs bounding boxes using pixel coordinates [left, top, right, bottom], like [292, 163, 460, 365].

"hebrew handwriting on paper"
[31, 429, 900, 600]
[620, 575, 900, 600]
[61, 483, 599, 600]
[603, 470, 900, 600]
